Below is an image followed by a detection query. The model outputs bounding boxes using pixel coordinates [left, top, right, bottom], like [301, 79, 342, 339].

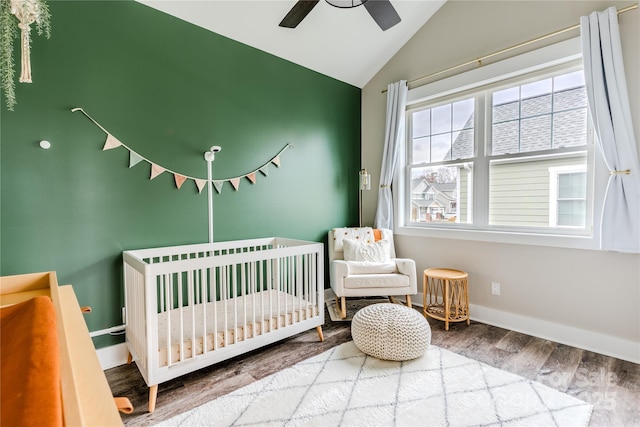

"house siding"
[489, 155, 587, 227]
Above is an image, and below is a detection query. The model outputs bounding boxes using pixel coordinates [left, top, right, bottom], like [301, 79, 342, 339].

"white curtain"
[374, 80, 408, 230]
[581, 7, 640, 253]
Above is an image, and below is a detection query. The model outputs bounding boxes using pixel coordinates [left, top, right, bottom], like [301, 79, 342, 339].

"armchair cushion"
[344, 261, 397, 275]
[343, 238, 391, 263]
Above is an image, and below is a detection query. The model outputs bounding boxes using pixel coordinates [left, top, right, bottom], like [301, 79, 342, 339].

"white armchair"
[328, 227, 417, 319]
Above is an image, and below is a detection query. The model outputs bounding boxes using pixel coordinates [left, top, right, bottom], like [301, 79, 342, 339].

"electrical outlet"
[491, 282, 501, 295]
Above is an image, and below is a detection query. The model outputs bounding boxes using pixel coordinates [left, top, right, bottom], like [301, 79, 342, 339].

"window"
[549, 165, 587, 227]
[403, 60, 593, 239]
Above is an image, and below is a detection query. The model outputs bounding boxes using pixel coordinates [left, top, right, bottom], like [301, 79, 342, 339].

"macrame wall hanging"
[0, 0, 51, 110]
[72, 107, 293, 194]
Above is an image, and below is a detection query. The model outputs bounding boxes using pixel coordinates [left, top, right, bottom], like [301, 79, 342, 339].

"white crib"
[123, 237, 324, 412]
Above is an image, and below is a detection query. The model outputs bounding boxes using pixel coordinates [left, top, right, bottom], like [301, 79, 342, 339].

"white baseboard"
[407, 291, 639, 364]
[96, 342, 129, 370]
[469, 304, 639, 364]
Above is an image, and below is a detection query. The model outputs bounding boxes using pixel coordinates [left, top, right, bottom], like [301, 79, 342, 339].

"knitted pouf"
[351, 303, 431, 361]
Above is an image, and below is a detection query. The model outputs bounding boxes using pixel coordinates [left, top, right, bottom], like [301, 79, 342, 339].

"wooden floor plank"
[495, 330, 534, 353]
[499, 337, 557, 379]
[533, 343, 583, 392]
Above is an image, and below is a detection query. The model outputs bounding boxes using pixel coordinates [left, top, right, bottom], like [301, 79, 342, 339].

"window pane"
[409, 165, 472, 224]
[432, 134, 452, 162]
[554, 70, 585, 91]
[554, 86, 587, 111]
[521, 78, 551, 99]
[558, 172, 586, 198]
[558, 200, 586, 226]
[489, 154, 587, 228]
[521, 93, 551, 118]
[412, 136, 431, 164]
[412, 109, 431, 138]
[432, 104, 452, 134]
[520, 115, 552, 152]
[493, 87, 519, 106]
[493, 98, 519, 123]
[453, 99, 474, 130]
[553, 109, 588, 148]
[452, 129, 474, 159]
[492, 121, 519, 155]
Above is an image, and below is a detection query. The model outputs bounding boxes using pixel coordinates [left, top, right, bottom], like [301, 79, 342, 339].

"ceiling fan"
[279, 0, 401, 31]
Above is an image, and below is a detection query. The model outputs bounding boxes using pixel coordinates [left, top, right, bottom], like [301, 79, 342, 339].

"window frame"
[394, 37, 607, 250]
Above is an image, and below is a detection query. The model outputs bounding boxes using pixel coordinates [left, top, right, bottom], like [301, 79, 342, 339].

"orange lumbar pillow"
[1, 296, 62, 427]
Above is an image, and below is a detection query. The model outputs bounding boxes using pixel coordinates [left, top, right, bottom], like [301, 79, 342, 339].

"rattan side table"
[423, 268, 470, 331]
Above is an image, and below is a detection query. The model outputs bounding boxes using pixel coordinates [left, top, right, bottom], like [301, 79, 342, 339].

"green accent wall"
[1, 1, 361, 347]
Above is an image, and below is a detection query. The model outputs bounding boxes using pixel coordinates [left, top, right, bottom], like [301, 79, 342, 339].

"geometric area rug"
[157, 341, 593, 427]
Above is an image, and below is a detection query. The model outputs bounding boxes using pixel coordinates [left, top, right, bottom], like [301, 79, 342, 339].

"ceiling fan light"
[325, 0, 366, 9]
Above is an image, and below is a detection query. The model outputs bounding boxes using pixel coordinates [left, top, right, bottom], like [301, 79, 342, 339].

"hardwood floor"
[105, 305, 640, 426]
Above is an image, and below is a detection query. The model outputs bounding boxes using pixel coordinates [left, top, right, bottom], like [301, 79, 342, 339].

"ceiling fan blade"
[363, 0, 401, 31]
[279, 0, 320, 28]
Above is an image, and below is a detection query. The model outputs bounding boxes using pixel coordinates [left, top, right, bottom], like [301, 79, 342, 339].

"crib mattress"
[156, 289, 318, 367]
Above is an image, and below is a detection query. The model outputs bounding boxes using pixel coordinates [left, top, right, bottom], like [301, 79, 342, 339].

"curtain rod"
[381, 3, 638, 94]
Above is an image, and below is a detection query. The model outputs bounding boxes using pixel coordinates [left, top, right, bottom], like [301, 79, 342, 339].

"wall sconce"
[359, 168, 370, 227]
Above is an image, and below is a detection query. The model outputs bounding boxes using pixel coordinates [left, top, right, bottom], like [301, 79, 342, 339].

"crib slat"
[211, 267, 218, 351]
[201, 268, 208, 356]
[188, 270, 195, 361]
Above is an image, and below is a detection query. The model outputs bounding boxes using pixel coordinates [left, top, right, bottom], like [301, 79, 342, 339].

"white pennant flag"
[230, 178, 241, 191]
[195, 179, 207, 193]
[103, 134, 122, 150]
[213, 180, 223, 193]
[150, 164, 165, 180]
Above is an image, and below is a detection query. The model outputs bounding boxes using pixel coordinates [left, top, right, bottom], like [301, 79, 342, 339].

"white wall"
[362, 1, 640, 362]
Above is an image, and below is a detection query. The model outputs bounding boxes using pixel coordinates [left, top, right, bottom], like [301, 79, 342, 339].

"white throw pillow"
[343, 239, 391, 263]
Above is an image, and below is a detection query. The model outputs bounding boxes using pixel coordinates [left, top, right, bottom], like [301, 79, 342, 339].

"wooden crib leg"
[148, 385, 158, 413]
[316, 325, 324, 342]
[127, 352, 132, 365]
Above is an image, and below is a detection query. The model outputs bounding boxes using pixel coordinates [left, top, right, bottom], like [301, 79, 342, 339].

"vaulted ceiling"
[137, 1, 446, 88]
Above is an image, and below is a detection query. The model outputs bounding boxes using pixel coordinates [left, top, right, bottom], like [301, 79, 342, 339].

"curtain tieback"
[380, 184, 390, 189]
[609, 169, 631, 175]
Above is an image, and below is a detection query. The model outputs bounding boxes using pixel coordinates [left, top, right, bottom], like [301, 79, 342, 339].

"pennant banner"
[72, 107, 293, 195]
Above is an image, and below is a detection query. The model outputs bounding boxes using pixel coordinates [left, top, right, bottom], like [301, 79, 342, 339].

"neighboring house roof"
[446, 86, 587, 159]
